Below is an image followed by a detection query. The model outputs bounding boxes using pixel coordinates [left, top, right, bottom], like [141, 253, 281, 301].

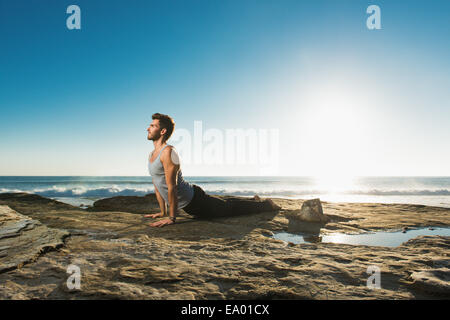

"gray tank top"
[148, 144, 194, 209]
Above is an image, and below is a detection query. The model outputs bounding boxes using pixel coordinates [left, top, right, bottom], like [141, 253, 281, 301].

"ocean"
[0, 176, 449, 209]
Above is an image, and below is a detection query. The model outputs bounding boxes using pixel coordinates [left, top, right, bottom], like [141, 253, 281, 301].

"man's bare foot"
[265, 198, 281, 211]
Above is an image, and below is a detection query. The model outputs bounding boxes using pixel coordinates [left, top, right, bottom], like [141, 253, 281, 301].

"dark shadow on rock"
[89, 193, 282, 230]
[283, 212, 360, 244]
[281, 197, 356, 244]
[1, 193, 282, 242]
[285, 217, 326, 243]
[140, 209, 281, 241]
[283, 199, 329, 241]
[287, 218, 325, 235]
[324, 214, 356, 223]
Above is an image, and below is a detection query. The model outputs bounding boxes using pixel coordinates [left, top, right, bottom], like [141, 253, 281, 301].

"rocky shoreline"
[0, 192, 449, 299]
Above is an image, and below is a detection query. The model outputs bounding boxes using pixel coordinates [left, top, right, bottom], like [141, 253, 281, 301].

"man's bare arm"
[149, 147, 179, 227]
[155, 184, 167, 214]
[145, 185, 166, 218]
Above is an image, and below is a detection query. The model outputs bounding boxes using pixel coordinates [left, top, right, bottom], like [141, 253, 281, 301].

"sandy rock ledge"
[0, 205, 69, 273]
[0, 193, 449, 300]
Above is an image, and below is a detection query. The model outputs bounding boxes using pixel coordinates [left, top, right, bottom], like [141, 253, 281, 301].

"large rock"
[0, 205, 69, 273]
[289, 198, 329, 223]
[87, 194, 160, 214]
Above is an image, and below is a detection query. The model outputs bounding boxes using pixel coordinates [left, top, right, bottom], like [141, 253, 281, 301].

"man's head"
[147, 113, 175, 142]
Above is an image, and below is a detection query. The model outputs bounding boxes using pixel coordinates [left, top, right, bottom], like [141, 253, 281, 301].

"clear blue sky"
[0, 0, 449, 176]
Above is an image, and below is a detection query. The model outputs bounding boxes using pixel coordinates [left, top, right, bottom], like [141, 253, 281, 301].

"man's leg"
[184, 185, 280, 219]
[201, 194, 280, 218]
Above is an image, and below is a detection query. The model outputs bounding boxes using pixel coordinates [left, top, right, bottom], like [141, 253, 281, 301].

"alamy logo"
[171, 121, 279, 175]
[66, 264, 81, 290]
[366, 265, 381, 289]
[366, 5, 381, 30]
[66, 5, 81, 30]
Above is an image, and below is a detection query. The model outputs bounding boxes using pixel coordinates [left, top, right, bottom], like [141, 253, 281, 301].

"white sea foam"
[1, 186, 449, 197]
[1, 176, 449, 208]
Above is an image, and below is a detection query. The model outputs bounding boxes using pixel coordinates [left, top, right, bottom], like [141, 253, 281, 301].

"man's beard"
[148, 133, 160, 141]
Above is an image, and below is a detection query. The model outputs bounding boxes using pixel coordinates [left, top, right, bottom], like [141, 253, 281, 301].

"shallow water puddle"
[272, 227, 450, 247]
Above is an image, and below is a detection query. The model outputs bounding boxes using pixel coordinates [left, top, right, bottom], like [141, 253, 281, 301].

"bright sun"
[299, 83, 370, 186]
[313, 174, 356, 193]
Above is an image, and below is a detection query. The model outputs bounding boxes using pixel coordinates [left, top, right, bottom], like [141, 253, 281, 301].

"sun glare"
[299, 83, 370, 181]
[313, 174, 355, 194]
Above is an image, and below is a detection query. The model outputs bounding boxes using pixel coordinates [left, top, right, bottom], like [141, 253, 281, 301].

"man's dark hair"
[152, 113, 175, 142]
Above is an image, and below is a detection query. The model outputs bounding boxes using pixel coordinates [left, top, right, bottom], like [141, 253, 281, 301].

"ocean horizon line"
[1, 175, 450, 178]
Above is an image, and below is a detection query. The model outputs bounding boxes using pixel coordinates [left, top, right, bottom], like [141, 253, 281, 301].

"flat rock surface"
[0, 205, 69, 274]
[0, 192, 449, 299]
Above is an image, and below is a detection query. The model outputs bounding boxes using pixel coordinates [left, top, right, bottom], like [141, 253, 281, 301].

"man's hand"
[149, 218, 174, 228]
[144, 212, 164, 219]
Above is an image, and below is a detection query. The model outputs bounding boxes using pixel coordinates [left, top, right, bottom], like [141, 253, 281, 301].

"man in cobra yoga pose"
[146, 113, 281, 228]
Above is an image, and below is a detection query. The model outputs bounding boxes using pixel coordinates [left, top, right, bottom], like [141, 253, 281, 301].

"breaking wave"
[1, 186, 449, 198]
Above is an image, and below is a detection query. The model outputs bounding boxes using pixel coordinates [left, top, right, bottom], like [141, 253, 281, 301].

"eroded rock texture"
[0, 193, 449, 299]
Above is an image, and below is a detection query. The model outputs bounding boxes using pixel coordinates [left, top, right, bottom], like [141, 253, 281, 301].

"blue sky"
[0, 0, 449, 176]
